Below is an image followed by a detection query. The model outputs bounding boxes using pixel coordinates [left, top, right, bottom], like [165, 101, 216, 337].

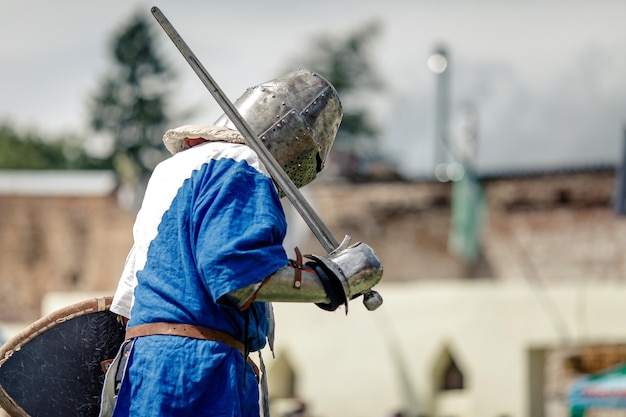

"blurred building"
[0, 171, 134, 322]
[1, 164, 625, 417]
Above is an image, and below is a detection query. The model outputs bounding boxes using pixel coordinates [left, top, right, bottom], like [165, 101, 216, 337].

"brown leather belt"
[125, 322, 259, 378]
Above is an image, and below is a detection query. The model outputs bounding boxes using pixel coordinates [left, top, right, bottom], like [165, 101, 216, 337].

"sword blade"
[150, 6, 339, 253]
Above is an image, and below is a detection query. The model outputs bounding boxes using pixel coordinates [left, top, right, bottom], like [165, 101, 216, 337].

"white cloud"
[1, 0, 625, 172]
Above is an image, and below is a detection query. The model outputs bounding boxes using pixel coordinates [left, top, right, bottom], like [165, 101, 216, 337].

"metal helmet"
[214, 69, 343, 188]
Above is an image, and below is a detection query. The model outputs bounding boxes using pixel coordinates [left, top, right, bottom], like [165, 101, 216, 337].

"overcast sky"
[2, 0, 625, 177]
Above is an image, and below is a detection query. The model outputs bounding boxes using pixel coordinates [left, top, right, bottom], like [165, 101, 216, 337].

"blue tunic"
[112, 141, 289, 417]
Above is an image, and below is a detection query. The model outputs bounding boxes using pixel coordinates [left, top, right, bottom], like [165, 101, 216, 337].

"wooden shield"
[0, 297, 125, 417]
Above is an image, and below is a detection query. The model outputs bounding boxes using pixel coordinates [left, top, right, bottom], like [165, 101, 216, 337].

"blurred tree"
[285, 21, 385, 180]
[0, 123, 110, 170]
[89, 11, 180, 188]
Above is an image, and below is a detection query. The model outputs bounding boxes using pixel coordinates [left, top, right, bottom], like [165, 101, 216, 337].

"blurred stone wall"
[1, 168, 622, 323]
[0, 194, 134, 321]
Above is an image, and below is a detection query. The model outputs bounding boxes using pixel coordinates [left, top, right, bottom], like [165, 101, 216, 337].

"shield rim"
[0, 296, 113, 416]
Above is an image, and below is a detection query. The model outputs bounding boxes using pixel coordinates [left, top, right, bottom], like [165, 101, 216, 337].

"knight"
[102, 69, 383, 417]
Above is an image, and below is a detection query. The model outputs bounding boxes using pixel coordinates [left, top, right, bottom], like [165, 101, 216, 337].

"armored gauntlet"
[225, 236, 383, 312]
[306, 236, 383, 311]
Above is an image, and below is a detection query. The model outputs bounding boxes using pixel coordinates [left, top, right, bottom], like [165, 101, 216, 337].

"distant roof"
[479, 163, 617, 180]
[401, 162, 618, 183]
[0, 170, 117, 196]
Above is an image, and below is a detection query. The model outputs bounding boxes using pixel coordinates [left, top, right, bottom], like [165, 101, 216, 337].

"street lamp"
[429, 46, 452, 182]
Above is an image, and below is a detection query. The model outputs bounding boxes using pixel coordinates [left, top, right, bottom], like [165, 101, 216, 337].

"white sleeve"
[110, 245, 138, 319]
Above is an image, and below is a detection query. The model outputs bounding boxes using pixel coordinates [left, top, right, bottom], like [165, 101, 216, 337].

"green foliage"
[0, 123, 111, 170]
[284, 21, 386, 181]
[1, 11, 183, 174]
[286, 21, 384, 143]
[89, 11, 178, 184]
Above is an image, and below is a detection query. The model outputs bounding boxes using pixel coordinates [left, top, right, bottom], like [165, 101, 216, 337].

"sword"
[150, 6, 382, 311]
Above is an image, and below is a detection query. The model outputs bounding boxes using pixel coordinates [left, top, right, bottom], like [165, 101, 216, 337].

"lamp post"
[428, 46, 452, 182]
